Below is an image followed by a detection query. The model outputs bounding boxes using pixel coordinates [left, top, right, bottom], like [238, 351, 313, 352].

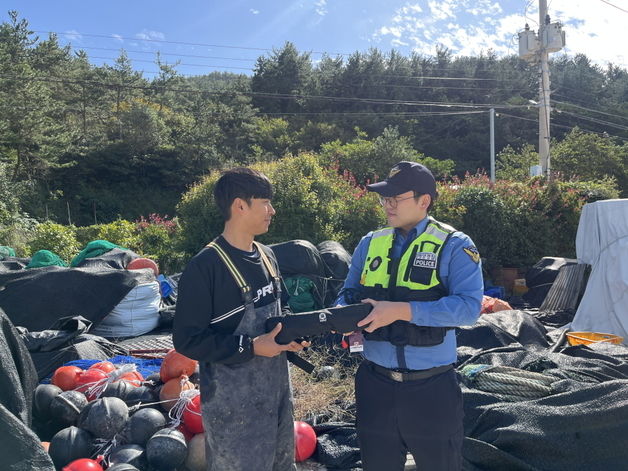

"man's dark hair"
[214, 167, 273, 220]
[413, 190, 439, 212]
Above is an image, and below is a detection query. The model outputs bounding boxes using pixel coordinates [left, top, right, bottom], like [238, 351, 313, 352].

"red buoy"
[160, 349, 198, 383]
[51, 366, 83, 391]
[294, 421, 317, 462]
[89, 361, 116, 374]
[75, 368, 108, 400]
[182, 394, 204, 434]
[62, 458, 103, 471]
[126, 257, 159, 276]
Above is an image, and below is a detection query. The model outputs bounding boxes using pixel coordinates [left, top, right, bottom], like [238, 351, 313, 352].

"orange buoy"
[160, 349, 198, 383]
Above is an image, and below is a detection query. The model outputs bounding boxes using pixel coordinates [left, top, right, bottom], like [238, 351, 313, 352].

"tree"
[251, 42, 312, 114]
[496, 144, 538, 180]
[551, 128, 627, 195]
[320, 126, 455, 184]
[0, 12, 70, 182]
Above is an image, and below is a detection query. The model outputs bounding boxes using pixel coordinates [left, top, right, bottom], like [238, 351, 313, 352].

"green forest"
[1, 11, 627, 268]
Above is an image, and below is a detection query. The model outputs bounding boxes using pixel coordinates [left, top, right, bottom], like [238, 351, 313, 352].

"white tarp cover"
[572, 199, 628, 344]
[90, 281, 161, 338]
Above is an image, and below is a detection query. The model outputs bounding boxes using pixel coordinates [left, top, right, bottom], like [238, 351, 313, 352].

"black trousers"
[355, 361, 464, 471]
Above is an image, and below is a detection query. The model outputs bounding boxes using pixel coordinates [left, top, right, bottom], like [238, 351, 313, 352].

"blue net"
[41, 355, 162, 383]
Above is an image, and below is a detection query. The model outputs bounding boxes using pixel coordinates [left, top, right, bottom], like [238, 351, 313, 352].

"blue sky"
[5, 1, 626, 77]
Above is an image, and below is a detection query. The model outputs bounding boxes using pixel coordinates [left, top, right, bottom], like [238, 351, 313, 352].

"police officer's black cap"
[366, 161, 436, 197]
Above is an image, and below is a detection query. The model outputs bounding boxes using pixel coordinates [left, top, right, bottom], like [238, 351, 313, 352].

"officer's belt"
[367, 360, 453, 382]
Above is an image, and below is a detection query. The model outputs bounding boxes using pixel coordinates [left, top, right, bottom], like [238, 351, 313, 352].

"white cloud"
[315, 0, 328, 17]
[135, 29, 165, 41]
[64, 30, 82, 42]
[111, 34, 124, 43]
[250, 9, 260, 15]
[392, 38, 410, 47]
[428, 0, 456, 21]
[372, 0, 626, 67]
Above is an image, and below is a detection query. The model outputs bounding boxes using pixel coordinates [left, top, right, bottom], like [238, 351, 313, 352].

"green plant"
[176, 153, 385, 256]
[0, 216, 38, 257]
[431, 173, 620, 270]
[27, 221, 80, 263]
[74, 225, 102, 247]
[97, 219, 140, 251]
[319, 127, 455, 186]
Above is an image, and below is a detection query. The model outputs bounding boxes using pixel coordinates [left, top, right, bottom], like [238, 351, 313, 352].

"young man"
[173, 167, 308, 471]
[336, 161, 483, 471]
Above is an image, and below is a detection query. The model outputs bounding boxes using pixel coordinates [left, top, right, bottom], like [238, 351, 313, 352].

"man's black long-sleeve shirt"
[173, 236, 289, 364]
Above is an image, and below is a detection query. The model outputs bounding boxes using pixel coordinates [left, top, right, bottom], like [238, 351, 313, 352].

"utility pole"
[518, 2, 565, 178]
[490, 108, 495, 183]
[538, 0, 551, 178]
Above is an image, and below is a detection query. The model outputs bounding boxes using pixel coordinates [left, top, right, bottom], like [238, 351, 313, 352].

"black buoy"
[108, 444, 147, 469]
[49, 390, 89, 426]
[33, 383, 63, 421]
[144, 372, 161, 387]
[48, 425, 93, 469]
[101, 381, 133, 401]
[78, 397, 129, 439]
[126, 407, 167, 447]
[189, 364, 200, 386]
[146, 428, 188, 470]
[125, 386, 156, 407]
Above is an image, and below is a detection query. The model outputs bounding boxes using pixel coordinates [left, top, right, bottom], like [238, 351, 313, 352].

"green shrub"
[432, 174, 619, 269]
[136, 223, 185, 274]
[97, 220, 140, 251]
[0, 216, 38, 257]
[319, 127, 455, 185]
[27, 222, 80, 263]
[75, 225, 103, 247]
[177, 153, 385, 255]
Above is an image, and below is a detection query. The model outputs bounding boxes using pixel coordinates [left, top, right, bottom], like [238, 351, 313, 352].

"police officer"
[336, 161, 483, 471]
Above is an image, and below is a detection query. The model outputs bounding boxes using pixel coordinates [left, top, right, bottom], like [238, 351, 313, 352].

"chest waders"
[359, 218, 455, 369]
[200, 241, 295, 471]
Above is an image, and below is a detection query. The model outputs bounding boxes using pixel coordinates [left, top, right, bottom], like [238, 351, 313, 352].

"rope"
[461, 364, 555, 401]
[168, 388, 200, 428]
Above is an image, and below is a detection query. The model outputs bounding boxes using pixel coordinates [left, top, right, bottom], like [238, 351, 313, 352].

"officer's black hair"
[214, 167, 273, 221]
[413, 190, 438, 212]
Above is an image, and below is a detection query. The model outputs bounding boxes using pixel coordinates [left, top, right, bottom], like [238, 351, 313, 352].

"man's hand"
[357, 299, 412, 333]
[252, 323, 311, 357]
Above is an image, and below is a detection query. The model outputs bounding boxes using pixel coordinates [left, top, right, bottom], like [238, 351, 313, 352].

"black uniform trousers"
[355, 360, 464, 471]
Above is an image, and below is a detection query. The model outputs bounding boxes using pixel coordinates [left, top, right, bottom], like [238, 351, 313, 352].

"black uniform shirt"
[173, 236, 289, 364]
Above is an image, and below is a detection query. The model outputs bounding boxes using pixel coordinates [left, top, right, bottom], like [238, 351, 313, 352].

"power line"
[42, 30, 532, 82]
[553, 100, 628, 122]
[263, 110, 487, 117]
[0, 73, 531, 110]
[556, 109, 628, 131]
[598, 0, 628, 14]
[498, 112, 628, 141]
[35, 30, 350, 56]
[72, 45, 258, 62]
[88, 55, 252, 71]
[70, 48, 535, 92]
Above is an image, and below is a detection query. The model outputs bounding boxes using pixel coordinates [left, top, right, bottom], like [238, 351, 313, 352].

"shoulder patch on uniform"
[463, 246, 480, 263]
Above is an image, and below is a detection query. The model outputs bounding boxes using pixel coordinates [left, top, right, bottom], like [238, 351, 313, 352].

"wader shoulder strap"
[207, 241, 254, 305]
[253, 241, 282, 297]
[253, 241, 277, 278]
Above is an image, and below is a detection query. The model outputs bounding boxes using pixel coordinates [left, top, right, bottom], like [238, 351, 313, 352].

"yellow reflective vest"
[357, 217, 455, 347]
